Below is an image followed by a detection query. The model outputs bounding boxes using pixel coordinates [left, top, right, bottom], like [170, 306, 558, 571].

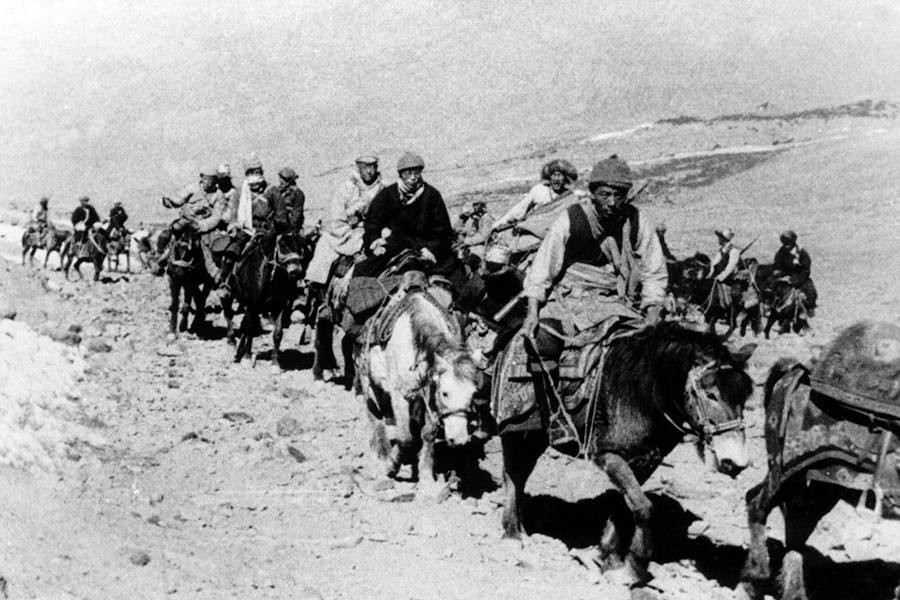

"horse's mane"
[407, 293, 477, 382]
[604, 322, 753, 410]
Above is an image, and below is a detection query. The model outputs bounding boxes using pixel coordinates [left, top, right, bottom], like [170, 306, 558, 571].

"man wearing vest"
[521, 155, 668, 337]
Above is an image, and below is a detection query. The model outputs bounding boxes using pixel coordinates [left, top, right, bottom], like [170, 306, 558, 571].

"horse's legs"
[341, 331, 356, 390]
[169, 280, 180, 336]
[500, 430, 548, 539]
[763, 311, 777, 339]
[272, 306, 286, 370]
[190, 282, 208, 335]
[235, 311, 253, 362]
[125, 252, 131, 274]
[740, 480, 777, 600]
[93, 257, 103, 282]
[222, 292, 236, 344]
[594, 452, 653, 565]
[313, 305, 337, 380]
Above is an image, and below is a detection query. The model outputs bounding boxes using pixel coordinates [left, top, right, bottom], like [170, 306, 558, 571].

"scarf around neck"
[397, 178, 424, 205]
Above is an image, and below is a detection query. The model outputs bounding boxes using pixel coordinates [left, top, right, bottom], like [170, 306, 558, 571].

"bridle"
[664, 360, 745, 445]
[268, 235, 302, 272]
[169, 234, 202, 271]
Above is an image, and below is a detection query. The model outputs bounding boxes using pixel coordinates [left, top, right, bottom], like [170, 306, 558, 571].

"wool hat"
[78, 195, 90, 203]
[355, 155, 379, 165]
[397, 152, 425, 172]
[588, 154, 633, 190]
[780, 229, 798, 244]
[715, 228, 735, 241]
[217, 163, 231, 177]
[39, 197, 49, 205]
[244, 155, 263, 174]
[541, 158, 579, 182]
[279, 167, 297, 182]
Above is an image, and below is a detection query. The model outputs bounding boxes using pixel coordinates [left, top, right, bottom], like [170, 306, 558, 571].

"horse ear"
[731, 343, 757, 364]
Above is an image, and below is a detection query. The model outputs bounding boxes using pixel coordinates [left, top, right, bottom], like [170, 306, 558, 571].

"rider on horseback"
[773, 229, 817, 317]
[28, 197, 51, 245]
[108, 201, 129, 236]
[158, 166, 228, 278]
[71, 195, 101, 256]
[521, 154, 668, 338]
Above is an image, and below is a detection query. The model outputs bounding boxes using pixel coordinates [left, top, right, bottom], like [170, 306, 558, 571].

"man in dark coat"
[71, 195, 101, 246]
[108, 201, 129, 234]
[773, 229, 817, 314]
[354, 152, 456, 283]
[263, 167, 305, 236]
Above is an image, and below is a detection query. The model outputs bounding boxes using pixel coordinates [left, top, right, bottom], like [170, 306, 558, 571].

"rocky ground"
[2, 103, 900, 600]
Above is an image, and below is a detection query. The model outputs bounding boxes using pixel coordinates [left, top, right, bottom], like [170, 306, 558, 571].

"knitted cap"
[397, 152, 425, 172]
[588, 155, 633, 190]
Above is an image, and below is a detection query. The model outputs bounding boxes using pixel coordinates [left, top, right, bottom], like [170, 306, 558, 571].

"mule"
[497, 322, 756, 583]
[166, 229, 211, 337]
[762, 277, 812, 338]
[64, 229, 108, 282]
[21, 226, 70, 269]
[740, 354, 900, 600]
[223, 233, 306, 370]
[355, 288, 479, 491]
[106, 227, 132, 273]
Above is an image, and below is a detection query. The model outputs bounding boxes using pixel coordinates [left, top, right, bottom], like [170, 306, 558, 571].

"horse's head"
[432, 350, 480, 446]
[683, 342, 756, 477]
[274, 234, 303, 280]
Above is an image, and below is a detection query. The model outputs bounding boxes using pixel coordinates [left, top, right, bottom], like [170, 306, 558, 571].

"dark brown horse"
[496, 321, 756, 584]
[223, 233, 308, 370]
[106, 226, 132, 273]
[166, 229, 211, 337]
[740, 325, 900, 600]
[761, 276, 813, 338]
[64, 229, 108, 281]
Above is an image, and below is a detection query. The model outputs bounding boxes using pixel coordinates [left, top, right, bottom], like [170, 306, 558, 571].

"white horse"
[357, 289, 479, 490]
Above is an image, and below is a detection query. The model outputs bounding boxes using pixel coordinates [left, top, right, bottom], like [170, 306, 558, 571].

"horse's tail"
[763, 357, 799, 412]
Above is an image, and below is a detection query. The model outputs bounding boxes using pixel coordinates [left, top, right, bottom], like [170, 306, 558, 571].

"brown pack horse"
[740, 325, 900, 600]
[166, 229, 211, 337]
[497, 322, 756, 584]
[64, 229, 108, 281]
[106, 226, 132, 273]
[21, 227, 71, 270]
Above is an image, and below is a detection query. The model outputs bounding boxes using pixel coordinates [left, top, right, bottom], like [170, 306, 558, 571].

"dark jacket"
[362, 182, 453, 262]
[71, 204, 100, 229]
[774, 245, 812, 287]
[264, 182, 305, 234]
[109, 205, 129, 231]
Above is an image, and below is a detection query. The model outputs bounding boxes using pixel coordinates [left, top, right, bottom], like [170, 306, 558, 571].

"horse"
[355, 286, 480, 492]
[222, 232, 307, 370]
[496, 321, 756, 584]
[762, 276, 813, 338]
[64, 228, 108, 282]
[106, 226, 132, 273]
[740, 323, 900, 600]
[166, 229, 211, 337]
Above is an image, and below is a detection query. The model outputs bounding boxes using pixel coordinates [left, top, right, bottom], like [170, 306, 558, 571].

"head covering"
[279, 167, 297, 182]
[114, 200, 122, 206]
[245, 173, 264, 185]
[244, 155, 263, 174]
[541, 158, 579, 182]
[355, 155, 379, 165]
[397, 152, 425, 172]
[588, 155, 633, 190]
[780, 229, 798, 244]
[217, 163, 231, 177]
[715, 228, 735, 241]
[39, 197, 49, 205]
[200, 166, 219, 179]
[78, 195, 90, 203]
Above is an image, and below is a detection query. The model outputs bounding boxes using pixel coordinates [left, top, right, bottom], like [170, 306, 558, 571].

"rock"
[85, 338, 113, 353]
[687, 519, 710, 537]
[0, 303, 16, 320]
[222, 411, 254, 424]
[129, 551, 151, 566]
[156, 345, 183, 357]
[286, 446, 307, 463]
[275, 416, 303, 437]
[44, 328, 82, 346]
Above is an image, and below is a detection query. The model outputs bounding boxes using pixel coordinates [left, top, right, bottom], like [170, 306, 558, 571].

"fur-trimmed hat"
[541, 158, 578, 182]
[780, 229, 798, 244]
[397, 152, 425, 172]
[588, 154, 633, 190]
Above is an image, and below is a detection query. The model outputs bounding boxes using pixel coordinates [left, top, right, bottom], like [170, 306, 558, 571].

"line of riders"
[22, 152, 818, 343]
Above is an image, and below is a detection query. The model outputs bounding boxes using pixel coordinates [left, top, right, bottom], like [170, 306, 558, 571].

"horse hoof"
[603, 558, 652, 588]
[166, 333, 176, 342]
[269, 364, 282, 375]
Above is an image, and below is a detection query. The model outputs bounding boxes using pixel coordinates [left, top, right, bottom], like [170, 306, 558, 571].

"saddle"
[491, 315, 642, 450]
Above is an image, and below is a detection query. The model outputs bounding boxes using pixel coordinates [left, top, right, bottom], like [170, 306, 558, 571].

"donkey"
[106, 227, 132, 273]
[496, 321, 756, 585]
[64, 228, 108, 282]
[740, 336, 900, 600]
[762, 277, 812, 338]
[355, 288, 480, 493]
[166, 229, 211, 337]
[223, 233, 306, 370]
